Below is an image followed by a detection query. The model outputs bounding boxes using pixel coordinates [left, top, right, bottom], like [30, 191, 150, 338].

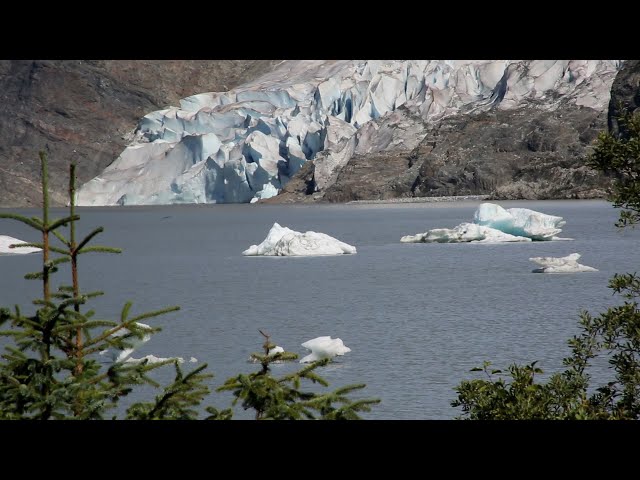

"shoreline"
[347, 195, 492, 205]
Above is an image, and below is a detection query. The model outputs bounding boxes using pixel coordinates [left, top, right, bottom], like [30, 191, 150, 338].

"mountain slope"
[74, 60, 621, 206]
[0, 60, 281, 207]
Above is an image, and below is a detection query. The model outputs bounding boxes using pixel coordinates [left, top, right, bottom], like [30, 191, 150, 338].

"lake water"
[1, 200, 638, 419]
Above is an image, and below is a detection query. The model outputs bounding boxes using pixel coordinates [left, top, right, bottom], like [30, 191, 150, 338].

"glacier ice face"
[76, 60, 622, 206]
[0, 235, 41, 255]
[401, 203, 567, 243]
[300, 336, 351, 363]
[530, 253, 598, 273]
[242, 222, 356, 256]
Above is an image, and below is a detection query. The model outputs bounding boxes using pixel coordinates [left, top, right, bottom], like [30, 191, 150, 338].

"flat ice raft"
[401, 203, 569, 243]
[243, 223, 356, 256]
[530, 253, 598, 273]
[0, 235, 41, 255]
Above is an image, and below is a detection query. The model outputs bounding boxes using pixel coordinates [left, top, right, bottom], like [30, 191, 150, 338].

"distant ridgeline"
[76, 60, 624, 206]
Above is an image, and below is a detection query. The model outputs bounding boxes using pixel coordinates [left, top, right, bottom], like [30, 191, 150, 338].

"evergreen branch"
[50, 228, 70, 247]
[0, 213, 44, 231]
[77, 246, 122, 255]
[75, 227, 104, 252]
[128, 305, 180, 324]
[47, 215, 80, 232]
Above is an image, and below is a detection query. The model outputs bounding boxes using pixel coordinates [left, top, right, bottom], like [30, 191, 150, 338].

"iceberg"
[300, 336, 351, 363]
[242, 223, 356, 256]
[0, 235, 41, 255]
[99, 322, 153, 363]
[473, 203, 566, 241]
[124, 354, 185, 365]
[400, 222, 531, 243]
[530, 253, 598, 273]
[401, 203, 568, 244]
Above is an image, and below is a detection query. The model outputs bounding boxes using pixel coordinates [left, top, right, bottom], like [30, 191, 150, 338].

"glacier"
[299, 336, 351, 363]
[0, 235, 41, 255]
[530, 253, 598, 273]
[76, 60, 622, 206]
[401, 202, 568, 243]
[242, 222, 356, 256]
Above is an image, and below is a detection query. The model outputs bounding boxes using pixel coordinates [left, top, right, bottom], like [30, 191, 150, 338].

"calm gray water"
[1, 200, 638, 419]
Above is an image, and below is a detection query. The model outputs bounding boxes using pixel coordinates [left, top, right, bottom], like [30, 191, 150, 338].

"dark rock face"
[0, 60, 279, 207]
[320, 105, 610, 202]
[608, 60, 640, 138]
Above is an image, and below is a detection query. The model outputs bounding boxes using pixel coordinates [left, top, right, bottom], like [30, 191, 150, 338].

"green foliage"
[588, 107, 640, 228]
[0, 153, 197, 419]
[0, 153, 378, 420]
[127, 363, 233, 420]
[218, 331, 380, 419]
[452, 110, 640, 420]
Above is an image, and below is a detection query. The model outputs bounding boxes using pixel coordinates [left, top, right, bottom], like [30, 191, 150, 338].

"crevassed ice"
[242, 222, 356, 256]
[76, 60, 622, 206]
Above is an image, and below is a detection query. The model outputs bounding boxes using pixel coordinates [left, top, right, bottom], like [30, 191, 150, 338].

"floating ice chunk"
[402, 203, 568, 245]
[0, 235, 41, 255]
[400, 223, 531, 243]
[189, 357, 198, 363]
[99, 322, 153, 363]
[242, 223, 356, 256]
[124, 354, 185, 365]
[300, 336, 351, 363]
[530, 253, 598, 273]
[473, 203, 565, 241]
[268, 346, 284, 356]
[248, 345, 286, 363]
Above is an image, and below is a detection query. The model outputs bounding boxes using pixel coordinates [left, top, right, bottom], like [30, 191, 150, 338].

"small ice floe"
[242, 223, 356, 256]
[247, 345, 286, 363]
[0, 235, 41, 255]
[99, 322, 153, 363]
[189, 357, 198, 363]
[124, 354, 184, 365]
[300, 336, 351, 363]
[529, 253, 598, 273]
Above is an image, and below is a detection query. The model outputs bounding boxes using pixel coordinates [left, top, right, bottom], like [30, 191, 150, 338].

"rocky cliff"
[0, 60, 280, 207]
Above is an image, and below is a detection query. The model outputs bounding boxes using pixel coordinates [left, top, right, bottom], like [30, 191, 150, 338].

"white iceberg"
[400, 222, 532, 244]
[530, 253, 598, 273]
[242, 223, 356, 256]
[473, 203, 566, 241]
[401, 203, 569, 244]
[0, 235, 41, 255]
[268, 346, 284, 356]
[124, 354, 185, 365]
[248, 345, 286, 363]
[300, 336, 351, 363]
[99, 322, 153, 363]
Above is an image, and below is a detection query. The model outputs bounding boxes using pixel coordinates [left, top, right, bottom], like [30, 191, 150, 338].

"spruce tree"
[452, 109, 640, 420]
[218, 330, 380, 420]
[0, 152, 208, 419]
[0, 153, 379, 420]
